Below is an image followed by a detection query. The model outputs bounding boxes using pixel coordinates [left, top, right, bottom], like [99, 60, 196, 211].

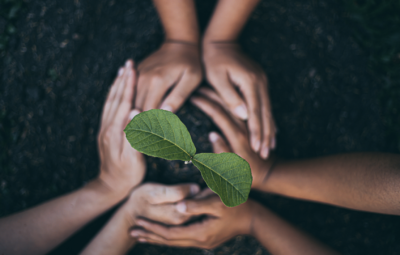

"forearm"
[252, 204, 339, 255]
[203, 0, 260, 43]
[260, 153, 400, 215]
[81, 207, 136, 255]
[152, 0, 199, 43]
[0, 179, 126, 255]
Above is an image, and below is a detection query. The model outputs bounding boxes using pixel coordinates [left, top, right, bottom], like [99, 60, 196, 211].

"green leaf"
[193, 153, 252, 207]
[124, 109, 196, 161]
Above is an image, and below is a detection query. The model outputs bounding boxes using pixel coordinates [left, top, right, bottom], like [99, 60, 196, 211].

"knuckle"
[102, 128, 114, 142]
[197, 234, 208, 243]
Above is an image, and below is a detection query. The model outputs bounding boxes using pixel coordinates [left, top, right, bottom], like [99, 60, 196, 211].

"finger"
[192, 188, 215, 199]
[176, 195, 221, 216]
[101, 67, 125, 123]
[114, 60, 137, 129]
[142, 203, 192, 225]
[135, 218, 207, 240]
[207, 71, 248, 120]
[197, 87, 246, 131]
[231, 73, 262, 153]
[125, 109, 141, 127]
[108, 60, 132, 122]
[190, 96, 246, 151]
[208, 132, 231, 153]
[135, 73, 150, 111]
[145, 183, 200, 204]
[160, 70, 201, 112]
[131, 230, 196, 247]
[123, 109, 142, 152]
[143, 73, 173, 111]
[258, 78, 276, 158]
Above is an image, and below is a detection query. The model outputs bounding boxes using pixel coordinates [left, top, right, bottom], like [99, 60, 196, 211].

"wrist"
[249, 202, 269, 239]
[165, 32, 199, 45]
[92, 176, 132, 202]
[202, 41, 240, 58]
[252, 156, 280, 191]
[202, 27, 239, 45]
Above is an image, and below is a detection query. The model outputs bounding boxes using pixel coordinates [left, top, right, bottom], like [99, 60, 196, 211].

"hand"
[190, 88, 275, 189]
[202, 42, 277, 158]
[122, 182, 200, 226]
[135, 41, 202, 112]
[98, 60, 145, 196]
[131, 189, 257, 249]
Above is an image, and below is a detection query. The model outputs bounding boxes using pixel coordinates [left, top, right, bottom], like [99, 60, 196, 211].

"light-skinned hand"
[97, 59, 145, 197]
[80, 183, 200, 255]
[131, 189, 258, 249]
[190, 88, 275, 189]
[135, 41, 202, 112]
[122, 183, 201, 226]
[203, 42, 277, 158]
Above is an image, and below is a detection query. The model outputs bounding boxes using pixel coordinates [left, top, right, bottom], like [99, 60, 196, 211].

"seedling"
[124, 109, 252, 207]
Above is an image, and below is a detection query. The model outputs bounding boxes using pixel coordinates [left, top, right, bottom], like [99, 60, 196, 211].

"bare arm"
[201, 0, 277, 159]
[135, 0, 202, 114]
[262, 153, 400, 215]
[80, 183, 200, 255]
[203, 0, 260, 42]
[153, 0, 199, 43]
[252, 203, 340, 255]
[80, 204, 136, 255]
[0, 60, 146, 255]
[131, 193, 339, 254]
[0, 180, 125, 255]
[191, 88, 400, 215]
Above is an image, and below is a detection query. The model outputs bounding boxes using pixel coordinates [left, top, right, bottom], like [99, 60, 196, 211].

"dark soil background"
[1, 0, 400, 254]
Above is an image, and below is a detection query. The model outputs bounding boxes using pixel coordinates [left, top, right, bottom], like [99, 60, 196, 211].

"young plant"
[124, 109, 252, 207]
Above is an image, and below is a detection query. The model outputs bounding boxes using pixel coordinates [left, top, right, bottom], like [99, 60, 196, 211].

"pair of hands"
[126, 86, 276, 249]
[137, 41, 277, 159]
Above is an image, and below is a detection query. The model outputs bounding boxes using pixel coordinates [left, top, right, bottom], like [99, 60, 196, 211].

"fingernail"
[176, 202, 187, 213]
[129, 109, 141, 120]
[261, 147, 269, 159]
[118, 67, 124, 76]
[131, 232, 139, 237]
[190, 185, 200, 195]
[252, 139, 261, 152]
[233, 104, 248, 120]
[160, 105, 173, 112]
[271, 138, 276, 149]
[138, 238, 147, 243]
[209, 132, 219, 143]
[125, 60, 132, 68]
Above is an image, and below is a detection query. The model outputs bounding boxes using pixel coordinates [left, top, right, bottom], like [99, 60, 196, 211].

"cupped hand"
[203, 42, 277, 158]
[121, 183, 200, 226]
[131, 189, 257, 249]
[190, 88, 275, 189]
[135, 41, 202, 112]
[98, 60, 145, 196]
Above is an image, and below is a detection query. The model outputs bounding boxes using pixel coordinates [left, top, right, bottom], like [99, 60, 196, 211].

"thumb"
[176, 195, 222, 216]
[209, 132, 231, 154]
[146, 183, 200, 204]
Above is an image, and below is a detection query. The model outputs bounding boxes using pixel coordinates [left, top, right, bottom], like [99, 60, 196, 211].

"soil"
[1, 0, 399, 254]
